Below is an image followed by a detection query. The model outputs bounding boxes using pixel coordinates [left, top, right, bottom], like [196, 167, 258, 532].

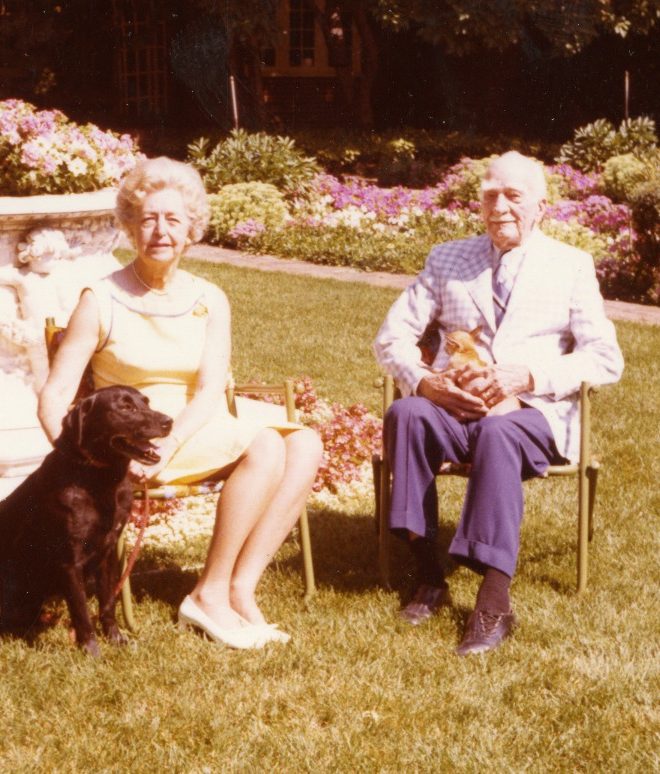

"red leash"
[108, 484, 151, 608]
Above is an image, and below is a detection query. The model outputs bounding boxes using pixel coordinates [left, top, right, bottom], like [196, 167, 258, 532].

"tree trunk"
[302, 0, 377, 127]
[352, 4, 377, 127]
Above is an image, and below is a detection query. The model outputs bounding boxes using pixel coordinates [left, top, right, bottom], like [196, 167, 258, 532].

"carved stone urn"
[0, 189, 122, 497]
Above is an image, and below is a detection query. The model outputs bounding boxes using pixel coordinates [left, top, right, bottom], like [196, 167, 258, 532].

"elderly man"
[374, 151, 623, 655]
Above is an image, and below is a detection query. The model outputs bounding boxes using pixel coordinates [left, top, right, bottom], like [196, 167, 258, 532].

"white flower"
[67, 157, 87, 177]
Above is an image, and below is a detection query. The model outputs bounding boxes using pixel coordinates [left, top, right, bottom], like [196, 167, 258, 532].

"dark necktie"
[493, 251, 515, 327]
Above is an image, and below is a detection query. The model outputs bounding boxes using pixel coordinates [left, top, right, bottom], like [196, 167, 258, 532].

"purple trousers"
[384, 397, 564, 578]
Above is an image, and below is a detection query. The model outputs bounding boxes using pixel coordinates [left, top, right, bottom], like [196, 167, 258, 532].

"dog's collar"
[54, 441, 109, 469]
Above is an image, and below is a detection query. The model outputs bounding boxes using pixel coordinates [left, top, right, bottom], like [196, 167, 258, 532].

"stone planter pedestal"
[0, 189, 123, 497]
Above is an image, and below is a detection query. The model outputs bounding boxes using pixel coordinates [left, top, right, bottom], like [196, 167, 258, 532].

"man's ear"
[537, 197, 547, 222]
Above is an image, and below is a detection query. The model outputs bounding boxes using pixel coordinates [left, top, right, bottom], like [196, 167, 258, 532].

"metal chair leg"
[372, 454, 382, 534]
[298, 507, 316, 600]
[378, 456, 392, 588]
[577, 463, 589, 593]
[117, 527, 136, 632]
[587, 462, 599, 542]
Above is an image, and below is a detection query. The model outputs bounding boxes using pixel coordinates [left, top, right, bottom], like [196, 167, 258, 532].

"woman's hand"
[128, 435, 180, 484]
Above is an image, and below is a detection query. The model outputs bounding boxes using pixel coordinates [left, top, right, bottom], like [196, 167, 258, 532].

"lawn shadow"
[126, 509, 459, 611]
[518, 542, 576, 594]
[129, 563, 198, 610]
[296, 509, 459, 603]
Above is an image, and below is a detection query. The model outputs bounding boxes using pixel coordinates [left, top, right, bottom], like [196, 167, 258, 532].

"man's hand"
[453, 363, 533, 408]
[417, 372, 488, 421]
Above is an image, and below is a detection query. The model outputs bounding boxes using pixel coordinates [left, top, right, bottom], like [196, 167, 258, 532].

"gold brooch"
[192, 302, 208, 317]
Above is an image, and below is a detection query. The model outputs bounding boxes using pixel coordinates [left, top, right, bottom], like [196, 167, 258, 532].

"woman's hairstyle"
[115, 156, 210, 243]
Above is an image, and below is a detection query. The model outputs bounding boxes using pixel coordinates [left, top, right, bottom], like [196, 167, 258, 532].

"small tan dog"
[444, 327, 521, 416]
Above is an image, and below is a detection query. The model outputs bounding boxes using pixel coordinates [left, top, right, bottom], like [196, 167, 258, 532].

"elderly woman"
[38, 157, 323, 650]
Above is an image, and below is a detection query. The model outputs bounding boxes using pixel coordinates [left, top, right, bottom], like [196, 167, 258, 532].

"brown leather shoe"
[399, 583, 451, 625]
[455, 609, 517, 655]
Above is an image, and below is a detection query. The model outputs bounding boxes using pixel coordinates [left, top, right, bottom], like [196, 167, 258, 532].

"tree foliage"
[189, 0, 278, 46]
[373, 0, 659, 55]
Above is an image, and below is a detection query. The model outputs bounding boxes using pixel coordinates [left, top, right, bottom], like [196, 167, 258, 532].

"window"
[289, 0, 315, 67]
[112, 0, 168, 118]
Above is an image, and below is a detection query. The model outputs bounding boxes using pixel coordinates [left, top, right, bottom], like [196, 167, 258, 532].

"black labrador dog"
[0, 386, 172, 656]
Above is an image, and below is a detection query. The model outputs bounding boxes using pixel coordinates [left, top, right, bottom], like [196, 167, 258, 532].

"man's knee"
[384, 396, 430, 439]
[471, 415, 520, 453]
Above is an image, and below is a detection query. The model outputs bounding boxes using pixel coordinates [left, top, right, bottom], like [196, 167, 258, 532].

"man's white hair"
[482, 151, 548, 201]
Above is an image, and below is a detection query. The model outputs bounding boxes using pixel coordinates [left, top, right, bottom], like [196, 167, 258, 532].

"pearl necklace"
[131, 262, 170, 296]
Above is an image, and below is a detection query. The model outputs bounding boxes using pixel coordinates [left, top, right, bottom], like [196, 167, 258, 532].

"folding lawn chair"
[372, 374, 600, 593]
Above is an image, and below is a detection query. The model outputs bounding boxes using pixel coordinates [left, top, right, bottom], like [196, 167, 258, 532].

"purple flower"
[549, 164, 601, 200]
[546, 195, 631, 235]
[228, 219, 266, 242]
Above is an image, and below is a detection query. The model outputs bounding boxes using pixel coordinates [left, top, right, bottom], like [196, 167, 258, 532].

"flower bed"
[0, 99, 140, 196]
[211, 159, 657, 304]
[292, 376, 381, 494]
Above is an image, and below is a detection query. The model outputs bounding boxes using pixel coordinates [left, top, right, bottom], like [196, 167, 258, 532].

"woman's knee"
[286, 427, 323, 468]
[245, 428, 287, 473]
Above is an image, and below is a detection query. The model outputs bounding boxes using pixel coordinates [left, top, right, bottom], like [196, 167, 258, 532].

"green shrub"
[602, 154, 649, 202]
[541, 218, 612, 260]
[254, 224, 431, 273]
[436, 156, 497, 205]
[557, 116, 657, 172]
[188, 129, 320, 197]
[207, 182, 288, 246]
[245, 210, 482, 275]
[291, 129, 558, 186]
[375, 137, 419, 186]
[542, 170, 566, 204]
[557, 119, 616, 172]
[629, 177, 660, 302]
[616, 116, 658, 157]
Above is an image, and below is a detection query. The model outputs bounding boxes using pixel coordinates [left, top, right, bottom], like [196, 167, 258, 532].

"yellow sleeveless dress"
[86, 271, 295, 484]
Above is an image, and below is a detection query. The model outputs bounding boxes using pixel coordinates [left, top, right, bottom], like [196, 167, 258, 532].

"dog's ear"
[59, 394, 97, 449]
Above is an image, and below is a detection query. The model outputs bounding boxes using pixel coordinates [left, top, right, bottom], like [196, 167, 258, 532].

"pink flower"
[0, 99, 140, 195]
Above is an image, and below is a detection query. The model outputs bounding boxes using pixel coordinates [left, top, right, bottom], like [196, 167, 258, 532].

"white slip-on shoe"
[257, 623, 291, 644]
[178, 595, 266, 650]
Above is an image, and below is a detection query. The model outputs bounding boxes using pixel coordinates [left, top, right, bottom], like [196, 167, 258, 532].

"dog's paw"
[105, 625, 129, 646]
[80, 637, 101, 657]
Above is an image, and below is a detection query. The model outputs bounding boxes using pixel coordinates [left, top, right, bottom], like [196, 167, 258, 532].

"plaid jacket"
[373, 229, 624, 462]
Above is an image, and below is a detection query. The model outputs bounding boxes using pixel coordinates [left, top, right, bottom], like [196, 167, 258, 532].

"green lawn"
[1, 258, 658, 772]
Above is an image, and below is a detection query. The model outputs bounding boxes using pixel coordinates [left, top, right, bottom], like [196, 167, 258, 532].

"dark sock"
[475, 567, 511, 614]
[409, 537, 445, 588]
